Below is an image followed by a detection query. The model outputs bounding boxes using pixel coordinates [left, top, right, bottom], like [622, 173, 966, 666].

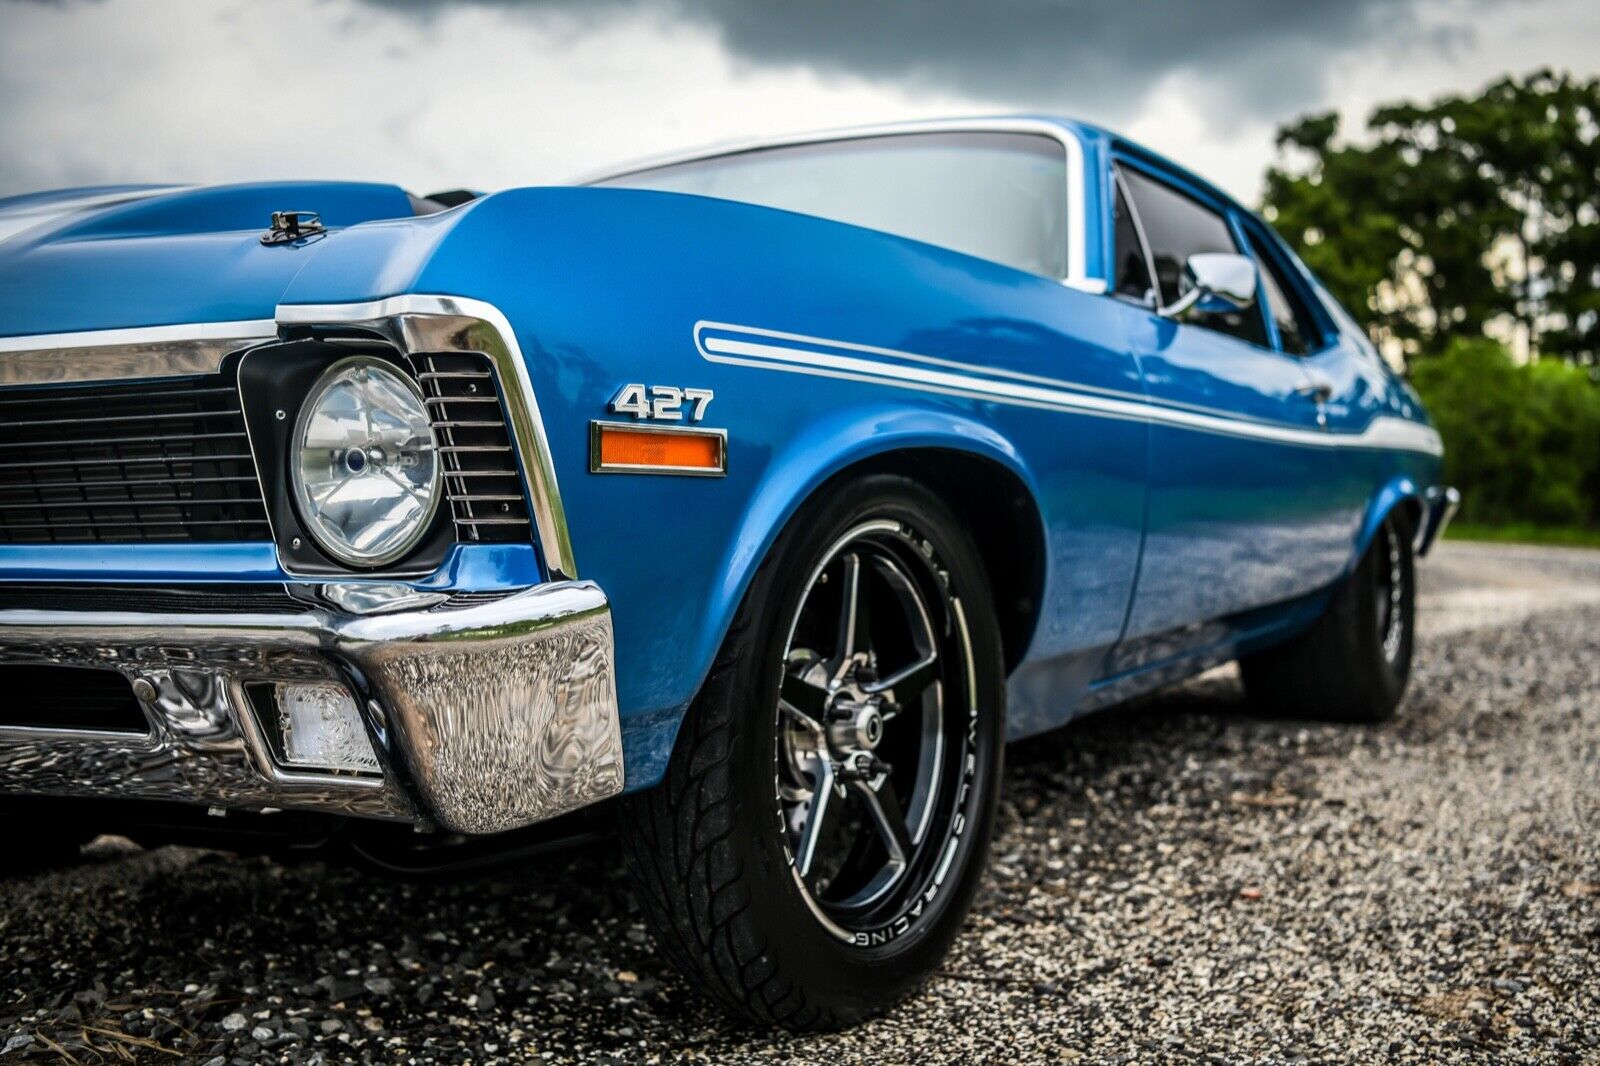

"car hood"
[0, 181, 423, 338]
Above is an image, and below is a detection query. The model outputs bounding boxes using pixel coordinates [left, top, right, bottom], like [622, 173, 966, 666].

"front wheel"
[1240, 507, 1415, 722]
[620, 475, 1006, 1030]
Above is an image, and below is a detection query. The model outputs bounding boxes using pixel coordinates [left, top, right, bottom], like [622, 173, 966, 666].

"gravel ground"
[2, 542, 1598, 1064]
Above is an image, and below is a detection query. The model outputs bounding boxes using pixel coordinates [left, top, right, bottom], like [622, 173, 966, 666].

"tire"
[619, 474, 1007, 1031]
[1239, 507, 1415, 723]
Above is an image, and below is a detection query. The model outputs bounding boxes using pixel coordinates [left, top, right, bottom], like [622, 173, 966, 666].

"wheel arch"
[1355, 474, 1425, 571]
[706, 410, 1049, 684]
[814, 447, 1046, 675]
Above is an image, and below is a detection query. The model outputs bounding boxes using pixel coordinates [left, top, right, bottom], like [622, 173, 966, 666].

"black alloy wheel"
[620, 475, 1005, 1030]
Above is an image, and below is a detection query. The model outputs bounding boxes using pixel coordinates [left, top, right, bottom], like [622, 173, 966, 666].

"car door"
[1244, 221, 1397, 563]
[1235, 217, 1375, 586]
[1108, 161, 1329, 667]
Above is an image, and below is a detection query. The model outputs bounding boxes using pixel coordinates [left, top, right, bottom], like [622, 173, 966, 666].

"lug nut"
[841, 753, 891, 780]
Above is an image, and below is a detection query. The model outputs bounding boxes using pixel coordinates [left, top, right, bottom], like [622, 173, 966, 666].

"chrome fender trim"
[0, 320, 278, 386]
[276, 295, 578, 582]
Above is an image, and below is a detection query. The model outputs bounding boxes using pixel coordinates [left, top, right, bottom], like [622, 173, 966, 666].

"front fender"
[708, 404, 1040, 663]
[1354, 474, 1424, 573]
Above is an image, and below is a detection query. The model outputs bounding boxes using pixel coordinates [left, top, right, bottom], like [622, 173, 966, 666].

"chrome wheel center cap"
[856, 706, 884, 749]
[828, 697, 884, 754]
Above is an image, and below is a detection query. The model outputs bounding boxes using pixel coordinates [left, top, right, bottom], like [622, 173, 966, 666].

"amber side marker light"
[589, 421, 727, 476]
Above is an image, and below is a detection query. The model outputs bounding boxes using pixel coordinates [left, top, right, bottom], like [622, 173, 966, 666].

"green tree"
[1262, 70, 1600, 364]
[1410, 337, 1600, 526]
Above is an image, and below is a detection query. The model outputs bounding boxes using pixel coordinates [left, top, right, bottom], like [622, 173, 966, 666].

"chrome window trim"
[1111, 166, 1161, 310]
[275, 296, 578, 581]
[0, 320, 278, 386]
[580, 117, 1097, 292]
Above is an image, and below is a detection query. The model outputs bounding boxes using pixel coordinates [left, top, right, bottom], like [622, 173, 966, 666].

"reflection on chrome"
[0, 581, 624, 834]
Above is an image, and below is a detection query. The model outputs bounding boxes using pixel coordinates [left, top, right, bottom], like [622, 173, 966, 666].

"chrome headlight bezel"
[288, 356, 443, 568]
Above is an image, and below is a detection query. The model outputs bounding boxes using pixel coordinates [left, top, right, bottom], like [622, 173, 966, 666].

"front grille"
[0, 376, 269, 544]
[0, 665, 149, 734]
[0, 583, 305, 614]
[408, 352, 533, 543]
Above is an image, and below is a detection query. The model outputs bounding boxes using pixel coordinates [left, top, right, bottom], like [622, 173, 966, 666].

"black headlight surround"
[236, 339, 456, 575]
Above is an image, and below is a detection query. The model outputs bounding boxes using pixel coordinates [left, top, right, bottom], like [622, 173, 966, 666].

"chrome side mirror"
[1161, 252, 1258, 318]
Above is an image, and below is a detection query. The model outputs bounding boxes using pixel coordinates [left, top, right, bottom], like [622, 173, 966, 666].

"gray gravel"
[2, 542, 1598, 1064]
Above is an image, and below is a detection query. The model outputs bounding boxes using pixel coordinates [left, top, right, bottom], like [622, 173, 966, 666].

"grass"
[1444, 520, 1600, 549]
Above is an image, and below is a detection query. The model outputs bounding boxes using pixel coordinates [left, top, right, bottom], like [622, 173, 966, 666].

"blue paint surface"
[0, 118, 1447, 791]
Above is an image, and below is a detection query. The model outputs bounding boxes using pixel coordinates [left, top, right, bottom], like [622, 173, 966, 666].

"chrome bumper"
[0, 582, 624, 834]
[1416, 485, 1462, 556]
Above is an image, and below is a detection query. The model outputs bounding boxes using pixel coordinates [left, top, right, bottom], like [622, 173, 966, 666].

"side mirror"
[1161, 252, 1258, 318]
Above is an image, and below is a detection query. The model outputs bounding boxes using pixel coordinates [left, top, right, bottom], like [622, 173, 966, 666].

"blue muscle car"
[0, 117, 1457, 1029]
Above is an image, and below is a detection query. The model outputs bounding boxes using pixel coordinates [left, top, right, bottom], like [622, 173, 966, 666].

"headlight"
[290, 357, 441, 567]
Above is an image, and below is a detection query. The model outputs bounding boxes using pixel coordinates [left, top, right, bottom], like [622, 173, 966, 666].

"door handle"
[1294, 381, 1333, 403]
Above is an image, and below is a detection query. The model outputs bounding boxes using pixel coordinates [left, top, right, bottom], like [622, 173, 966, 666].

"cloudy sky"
[2, 0, 1597, 204]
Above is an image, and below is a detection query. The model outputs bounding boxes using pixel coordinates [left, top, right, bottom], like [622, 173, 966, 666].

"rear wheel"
[1240, 508, 1415, 722]
[620, 475, 1005, 1030]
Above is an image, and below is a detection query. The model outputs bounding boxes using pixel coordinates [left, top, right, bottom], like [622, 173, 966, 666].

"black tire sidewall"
[1355, 509, 1416, 708]
[716, 474, 1006, 1016]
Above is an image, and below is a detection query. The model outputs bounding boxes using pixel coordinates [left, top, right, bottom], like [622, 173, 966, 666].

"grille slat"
[409, 352, 532, 545]
[0, 375, 269, 544]
[0, 453, 258, 472]
[0, 386, 238, 408]
[10, 410, 248, 429]
[3, 517, 266, 532]
[0, 431, 249, 450]
[0, 474, 260, 492]
[0, 497, 260, 512]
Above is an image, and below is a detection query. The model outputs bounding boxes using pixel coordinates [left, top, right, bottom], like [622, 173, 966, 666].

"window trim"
[1111, 155, 1298, 357]
[1111, 167, 1160, 311]
[1234, 214, 1339, 357]
[580, 118, 1095, 291]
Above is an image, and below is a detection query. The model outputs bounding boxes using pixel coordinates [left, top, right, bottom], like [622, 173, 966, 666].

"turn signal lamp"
[589, 422, 727, 476]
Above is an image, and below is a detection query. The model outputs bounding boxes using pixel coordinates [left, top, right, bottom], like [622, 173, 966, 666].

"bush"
[1409, 338, 1600, 528]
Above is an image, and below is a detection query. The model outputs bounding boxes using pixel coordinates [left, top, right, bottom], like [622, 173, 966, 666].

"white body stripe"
[694, 322, 1443, 457]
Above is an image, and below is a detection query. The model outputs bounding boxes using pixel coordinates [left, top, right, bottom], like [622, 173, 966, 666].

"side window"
[1245, 231, 1320, 356]
[1118, 166, 1267, 348]
[1112, 183, 1154, 305]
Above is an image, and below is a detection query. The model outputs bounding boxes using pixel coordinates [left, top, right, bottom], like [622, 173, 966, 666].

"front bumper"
[0, 581, 624, 834]
[1416, 485, 1462, 556]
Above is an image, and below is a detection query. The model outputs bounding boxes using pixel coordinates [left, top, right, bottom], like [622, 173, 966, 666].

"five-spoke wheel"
[775, 521, 972, 940]
[621, 475, 1005, 1030]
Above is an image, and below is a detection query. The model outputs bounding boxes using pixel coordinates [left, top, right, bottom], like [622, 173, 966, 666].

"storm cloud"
[359, 0, 1484, 121]
[0, 0, 1592, 202]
